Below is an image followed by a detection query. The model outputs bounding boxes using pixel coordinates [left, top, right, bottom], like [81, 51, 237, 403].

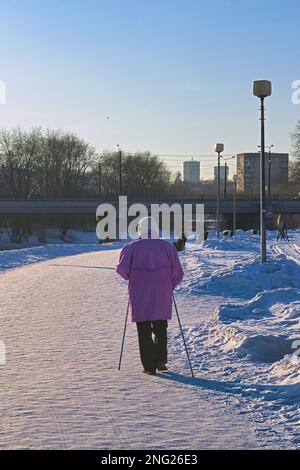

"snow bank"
[180, 230, 300, 299]
[213, 288, 300, 323]
[0, 229, 128, 272]
[237, 335, 293, 363]
[209, 323, 294, 361]
[180, 252, 300, 299]
[0, 228, 99, 250]
[210, 286, 300, 364]
[0, 239, 123, 272]
[179, 231, 300, 400]
[270, 355, 300, 385]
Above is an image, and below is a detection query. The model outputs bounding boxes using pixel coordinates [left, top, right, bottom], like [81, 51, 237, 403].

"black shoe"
[143, 369, 156, 376]
[157, 363, 168, 372]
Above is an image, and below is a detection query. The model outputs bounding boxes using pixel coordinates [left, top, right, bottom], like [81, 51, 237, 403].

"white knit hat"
[137, 216, 159, 239]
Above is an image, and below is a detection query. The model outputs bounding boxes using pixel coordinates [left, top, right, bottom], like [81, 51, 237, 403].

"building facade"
[183, 160, 200, 184]
[236, 152, 289, 193]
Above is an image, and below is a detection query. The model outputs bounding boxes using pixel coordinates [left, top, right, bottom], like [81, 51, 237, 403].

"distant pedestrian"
[276, 214, 289, 241]
[116, 217, 184, 375]
[173, 232, 187, 252]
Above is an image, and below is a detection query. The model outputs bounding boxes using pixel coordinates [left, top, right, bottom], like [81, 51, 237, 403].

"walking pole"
[118, 300, 129, 371]
[172, 294, 195, 378]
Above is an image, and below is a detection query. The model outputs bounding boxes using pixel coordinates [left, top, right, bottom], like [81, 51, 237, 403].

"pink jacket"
[116, 238, 184, 322]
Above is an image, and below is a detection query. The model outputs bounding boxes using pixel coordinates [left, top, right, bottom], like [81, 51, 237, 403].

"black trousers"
[136, 320, 168, 372]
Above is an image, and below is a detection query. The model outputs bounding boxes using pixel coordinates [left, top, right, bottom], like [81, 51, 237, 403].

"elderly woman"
[116, 217, 184, 375]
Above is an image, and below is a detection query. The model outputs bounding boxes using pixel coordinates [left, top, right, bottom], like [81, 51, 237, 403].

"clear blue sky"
[0, 0, 299, 178]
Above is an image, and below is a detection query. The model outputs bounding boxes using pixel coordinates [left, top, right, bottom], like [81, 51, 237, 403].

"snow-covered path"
[0, 247, 288, 450]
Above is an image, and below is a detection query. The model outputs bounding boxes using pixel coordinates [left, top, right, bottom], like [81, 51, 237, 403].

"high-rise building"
[236, 152, 289, 193]
[183, 160, 200, 184]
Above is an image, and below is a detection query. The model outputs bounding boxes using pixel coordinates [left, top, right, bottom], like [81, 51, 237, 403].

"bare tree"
[91, 151, 170, 199]
[0, 127, 44, 198]
[0, 128, 97, 198]
[42, 130, 97, 198]
[0, 129, 170, 200]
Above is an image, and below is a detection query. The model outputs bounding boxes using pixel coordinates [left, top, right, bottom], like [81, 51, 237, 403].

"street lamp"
[214, 143, 224, 238]
[258, 144, 274, 203]
[253, 80, 272, 263]
[232, 174, 237, 235]
[221, 155, 236, 199]
[267, 144, 274, 203]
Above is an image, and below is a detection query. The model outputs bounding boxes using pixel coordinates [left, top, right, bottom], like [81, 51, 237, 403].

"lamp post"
[214, 143, 224, 238]
[253, 80, 272, 263]
[267, 145, 274, 203]
[220, 155, 236, 199]
[232, 174, 237, 235]
[224, 162, 228, 199]
[258, 144, 274, 203]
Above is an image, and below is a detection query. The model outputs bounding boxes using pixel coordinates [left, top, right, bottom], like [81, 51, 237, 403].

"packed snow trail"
[0, 247, 296, 449]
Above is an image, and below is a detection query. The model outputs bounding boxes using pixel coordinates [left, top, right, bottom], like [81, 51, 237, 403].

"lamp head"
[253, 80, 272, 98]
[214, 143, 224, 154]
